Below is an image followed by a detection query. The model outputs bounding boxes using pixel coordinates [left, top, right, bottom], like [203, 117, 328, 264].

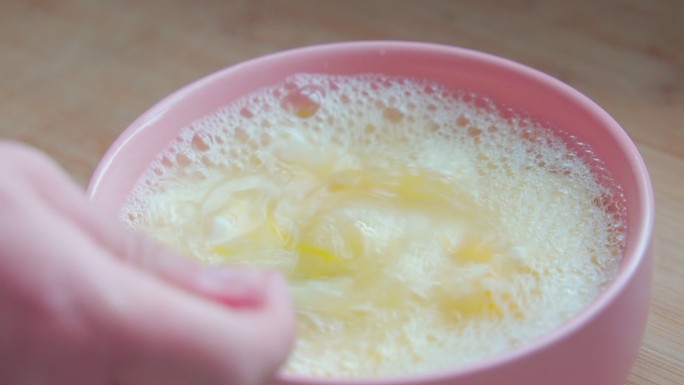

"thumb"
[102, 252, 295, 385]
[92, 224, 296, 385]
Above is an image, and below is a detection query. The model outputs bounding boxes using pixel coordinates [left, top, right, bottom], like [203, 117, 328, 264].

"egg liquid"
[123, 74, 625, 378]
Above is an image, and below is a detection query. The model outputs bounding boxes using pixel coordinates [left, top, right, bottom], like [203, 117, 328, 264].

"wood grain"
[1, 1, 682, 384]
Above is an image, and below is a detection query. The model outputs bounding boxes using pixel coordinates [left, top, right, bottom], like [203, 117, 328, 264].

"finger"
[107, 264, 294, 385]
[0, 142, 267, 306]
[0, 141, 135, 260]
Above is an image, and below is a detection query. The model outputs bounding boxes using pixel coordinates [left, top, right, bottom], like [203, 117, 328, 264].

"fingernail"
[194, 267, 273, 308]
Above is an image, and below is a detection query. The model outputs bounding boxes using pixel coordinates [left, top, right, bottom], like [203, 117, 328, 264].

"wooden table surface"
[1, 1, 682, 383]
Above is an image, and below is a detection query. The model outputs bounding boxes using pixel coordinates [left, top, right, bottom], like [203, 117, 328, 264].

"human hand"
[0, 142, 295, 385]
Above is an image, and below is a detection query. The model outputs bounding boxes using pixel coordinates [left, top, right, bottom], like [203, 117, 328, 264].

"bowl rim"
[87, 40, 655, 384]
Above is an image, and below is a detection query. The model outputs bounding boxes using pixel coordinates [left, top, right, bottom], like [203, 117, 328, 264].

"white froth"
[122, 74, 625, 378]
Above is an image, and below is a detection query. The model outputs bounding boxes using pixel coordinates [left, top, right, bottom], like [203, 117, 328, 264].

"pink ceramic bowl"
[87, 41, 654, 385]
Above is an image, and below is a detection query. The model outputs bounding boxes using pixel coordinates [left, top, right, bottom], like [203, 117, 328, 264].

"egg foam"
[122, 74, 625, 378]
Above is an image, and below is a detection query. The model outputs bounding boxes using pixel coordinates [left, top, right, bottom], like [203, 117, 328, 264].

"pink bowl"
[87, 41, 654, 385]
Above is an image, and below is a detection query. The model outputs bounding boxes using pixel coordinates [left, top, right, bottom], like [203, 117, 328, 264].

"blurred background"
[1, 1, 682, 384]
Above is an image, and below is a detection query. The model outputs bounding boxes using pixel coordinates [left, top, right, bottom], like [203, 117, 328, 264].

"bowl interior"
[87, 41, 652, 382]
